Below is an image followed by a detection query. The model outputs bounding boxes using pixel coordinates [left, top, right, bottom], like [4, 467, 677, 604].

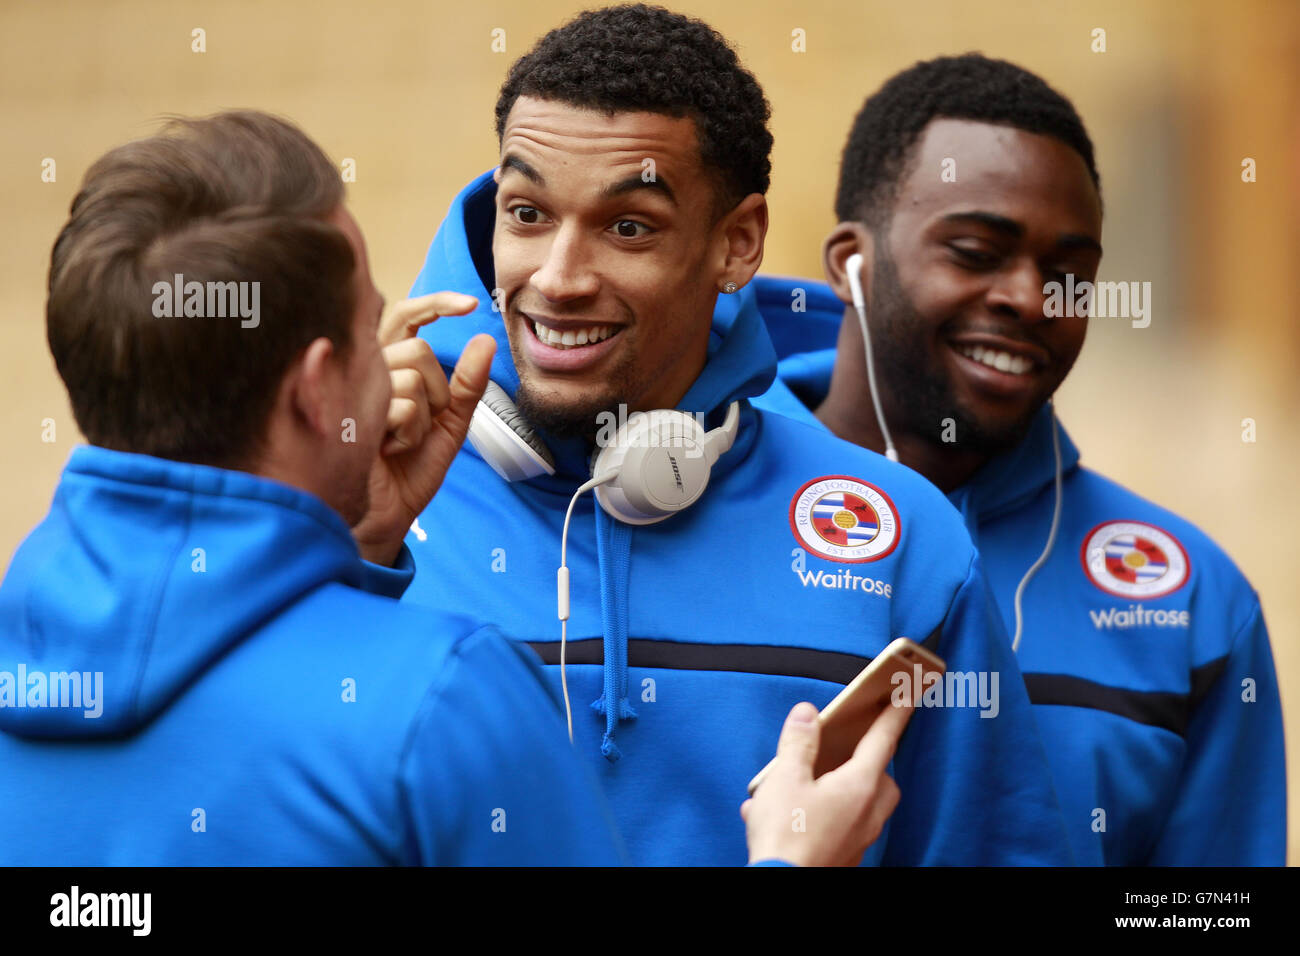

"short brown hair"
[47, 110, 355, 468]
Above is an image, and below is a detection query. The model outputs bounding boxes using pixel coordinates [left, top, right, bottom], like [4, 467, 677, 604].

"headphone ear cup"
[479, 382, 554, 467]
[468, 381, 556, 481]
[593, 411, 713, 525]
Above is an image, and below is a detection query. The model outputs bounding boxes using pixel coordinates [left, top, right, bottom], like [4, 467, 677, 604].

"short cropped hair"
[47, 110, 355, 468]
[836, 53, 1101, 227]
[495, 3, 772, 212]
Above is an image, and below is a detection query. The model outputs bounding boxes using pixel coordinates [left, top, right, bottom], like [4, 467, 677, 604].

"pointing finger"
[379, 291, 478, 346]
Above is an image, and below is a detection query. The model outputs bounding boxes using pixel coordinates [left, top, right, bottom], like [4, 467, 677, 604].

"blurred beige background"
[2, 0, 1296, 862]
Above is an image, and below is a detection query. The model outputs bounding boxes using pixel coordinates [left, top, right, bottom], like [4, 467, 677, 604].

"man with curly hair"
[366, 6, 1074, 865]
[753, 54, 1286, 864]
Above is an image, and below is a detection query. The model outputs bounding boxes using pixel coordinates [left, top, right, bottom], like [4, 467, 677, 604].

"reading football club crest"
[1081, 520, 1190, 599]
[789, 476, 900, 563]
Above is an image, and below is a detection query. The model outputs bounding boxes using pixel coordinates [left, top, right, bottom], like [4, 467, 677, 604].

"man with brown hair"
[0, 108, 617, 865]
[0, 109, 906, 866]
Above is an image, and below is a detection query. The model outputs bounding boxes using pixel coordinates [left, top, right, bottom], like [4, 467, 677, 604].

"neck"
[813, 314, 990, 493]
[254, 426, 353, 522]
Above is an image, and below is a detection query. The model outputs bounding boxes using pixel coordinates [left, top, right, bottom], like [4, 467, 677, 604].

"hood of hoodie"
[750, 273, 1082, 522]
[409, 169, 779, 481]
[0, 446, 363, 739]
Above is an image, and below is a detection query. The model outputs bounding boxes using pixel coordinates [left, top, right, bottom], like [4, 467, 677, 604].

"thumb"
[439, 333, 496, 437]
[772, 701, 820, 782]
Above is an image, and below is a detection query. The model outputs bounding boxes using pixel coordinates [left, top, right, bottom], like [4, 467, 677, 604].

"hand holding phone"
[739, 696, 906, 866]
[747, 637, 945, 795]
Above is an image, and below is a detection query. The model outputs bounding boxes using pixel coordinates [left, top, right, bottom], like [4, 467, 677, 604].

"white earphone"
[851, 252, 1063, 654]
[845, 251, 900, 463]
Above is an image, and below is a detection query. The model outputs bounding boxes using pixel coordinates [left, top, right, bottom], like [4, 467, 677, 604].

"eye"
[948, 242, 999, 269]
[510, 205, 548, 225]
[611, 220, 652, 239]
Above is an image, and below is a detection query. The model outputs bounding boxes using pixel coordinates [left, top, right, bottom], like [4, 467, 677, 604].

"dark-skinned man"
[754, 54, 1286, 865]
[366, 7, 1074, 866]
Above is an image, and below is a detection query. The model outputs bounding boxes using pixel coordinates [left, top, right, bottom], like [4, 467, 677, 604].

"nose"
[530, 223, 600, 303]
[985, 257, 1048, 324]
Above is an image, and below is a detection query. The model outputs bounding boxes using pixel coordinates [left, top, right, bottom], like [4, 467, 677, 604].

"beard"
[868, 242, 1051, 457]
[514, 378, 634, 443]
[508, 326, 639, 443]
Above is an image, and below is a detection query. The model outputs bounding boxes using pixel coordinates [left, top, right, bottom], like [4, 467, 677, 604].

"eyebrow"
[500, 154, 543, 185]
[1056, 233, 1104, 255]
[941, 211, 1102, 255]
[499, 153, 676, 205]
[600, 173, 676, 205]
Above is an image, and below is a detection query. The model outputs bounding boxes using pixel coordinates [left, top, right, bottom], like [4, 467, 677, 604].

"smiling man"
[490, 95, 762, 440]
[383, 6, 1075, 866]
[754, 54, 1287, 864]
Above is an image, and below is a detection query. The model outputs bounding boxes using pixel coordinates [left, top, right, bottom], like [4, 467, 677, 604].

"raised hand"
[351, 292, 496, 566]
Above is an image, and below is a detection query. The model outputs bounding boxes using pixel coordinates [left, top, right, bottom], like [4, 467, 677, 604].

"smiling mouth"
[953, 343, 1037, 377]
[529, 319, 623, 350]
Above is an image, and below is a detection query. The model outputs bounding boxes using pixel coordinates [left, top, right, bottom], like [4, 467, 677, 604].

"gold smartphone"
[746, 637, 946, 795]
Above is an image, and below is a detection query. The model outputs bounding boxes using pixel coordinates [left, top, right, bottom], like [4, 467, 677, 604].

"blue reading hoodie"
[752, 274, 1287, 865]
[398, 170, 1074, 866]
[0, 446, 625, 866]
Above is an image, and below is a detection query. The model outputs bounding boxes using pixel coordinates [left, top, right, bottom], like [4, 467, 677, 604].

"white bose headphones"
[466, 383, 743, 742]
[467, 381, 741, 525]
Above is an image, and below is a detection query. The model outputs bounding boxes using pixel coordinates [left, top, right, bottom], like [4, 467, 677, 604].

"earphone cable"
[846, 254, 900, 464]
[1011, 403, 1064, 653]
[558, 472, 618, 743]
[853, 300, 900, 464]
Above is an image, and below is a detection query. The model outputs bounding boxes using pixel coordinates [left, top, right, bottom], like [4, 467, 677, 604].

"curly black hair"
[495, 4, 772, 212]
[836, 53, 1101, 227]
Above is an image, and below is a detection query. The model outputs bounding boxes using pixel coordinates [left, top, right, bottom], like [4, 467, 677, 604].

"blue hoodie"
[751, 274, 1288, 865]
[0, 446, 625, 865]
[399, 170, 1074, 866]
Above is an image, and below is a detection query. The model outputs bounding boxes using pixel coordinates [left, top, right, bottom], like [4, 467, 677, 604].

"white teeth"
[533, 321, 616, 349]
[957, 344, 1034, 376]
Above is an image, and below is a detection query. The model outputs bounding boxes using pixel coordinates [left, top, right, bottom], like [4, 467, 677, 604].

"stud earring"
[722, 281, 738, 294]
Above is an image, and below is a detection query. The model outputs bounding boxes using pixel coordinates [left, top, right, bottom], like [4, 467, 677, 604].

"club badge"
[789, 475, 900, 563]
[1081, 520, 1190, 599]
